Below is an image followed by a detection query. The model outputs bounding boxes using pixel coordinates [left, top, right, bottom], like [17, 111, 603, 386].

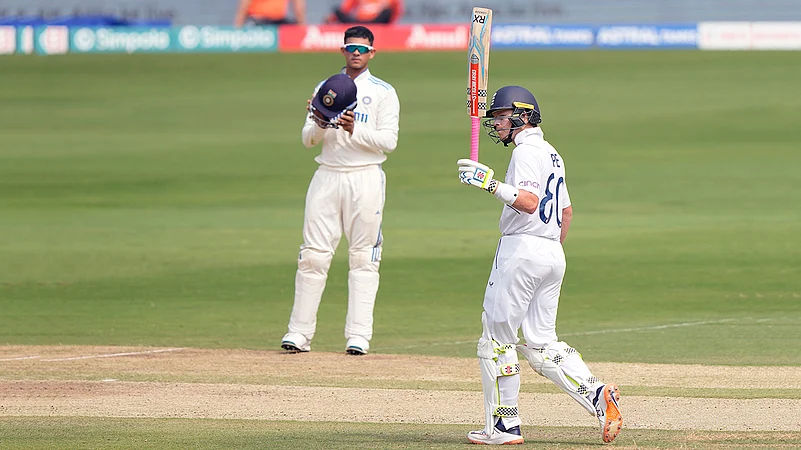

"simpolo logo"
[178, 26, 201, 50]
[201, 27, 275, 51]
[178, 26, 275, 51]
[95, 28, 170, 53]
[73, 28, 97, 52]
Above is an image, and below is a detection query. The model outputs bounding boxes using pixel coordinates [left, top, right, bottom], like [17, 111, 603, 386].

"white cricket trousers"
[287, 164, 385, 342]
[483, 234, 565, 347]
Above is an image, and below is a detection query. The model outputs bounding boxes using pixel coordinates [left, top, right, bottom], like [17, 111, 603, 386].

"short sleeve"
[510, 147, 545, 194]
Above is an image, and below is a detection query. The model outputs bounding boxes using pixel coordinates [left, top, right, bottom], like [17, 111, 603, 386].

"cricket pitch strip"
[2, 346, 800, 432]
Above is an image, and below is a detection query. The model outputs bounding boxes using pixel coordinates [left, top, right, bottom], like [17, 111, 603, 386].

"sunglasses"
[342, 43, 374, 53]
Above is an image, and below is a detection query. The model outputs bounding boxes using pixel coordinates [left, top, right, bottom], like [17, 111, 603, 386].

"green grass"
[1, 51, 800, 364]
[2, 418, 800, 449]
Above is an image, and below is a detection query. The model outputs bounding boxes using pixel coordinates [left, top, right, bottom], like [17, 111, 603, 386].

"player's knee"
[298, 248, 333, 275]
[477, 338, 520, 377]
[349, 247, 381, 272]
[546, 341, 582, 363]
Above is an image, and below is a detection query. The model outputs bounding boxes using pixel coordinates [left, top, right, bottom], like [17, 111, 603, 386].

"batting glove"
[457, 158, 520, 205]
[458, 158, 496, 192]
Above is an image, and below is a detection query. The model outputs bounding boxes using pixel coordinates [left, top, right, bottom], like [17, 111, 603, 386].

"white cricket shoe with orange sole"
[593, 384, 622, 443]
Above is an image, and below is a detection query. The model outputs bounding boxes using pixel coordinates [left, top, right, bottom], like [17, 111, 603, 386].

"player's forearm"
[301, 121, 325, 147]
[351, 127, 398, 153]
[510, 189, 540, 215]
[560, 206, 573, 244]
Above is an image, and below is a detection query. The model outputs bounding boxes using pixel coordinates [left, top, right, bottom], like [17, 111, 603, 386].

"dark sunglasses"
[342, 44, 374, 53]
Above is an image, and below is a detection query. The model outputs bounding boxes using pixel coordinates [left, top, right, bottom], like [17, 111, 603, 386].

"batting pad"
[517, 342, 597, 416]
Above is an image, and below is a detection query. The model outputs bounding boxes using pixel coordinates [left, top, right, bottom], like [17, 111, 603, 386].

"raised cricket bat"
[467, 6, 492, 161]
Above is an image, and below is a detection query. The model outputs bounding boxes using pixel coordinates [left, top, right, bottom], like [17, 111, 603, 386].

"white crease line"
[40, 348, 185, 362]
[561, 318, 739, 337]
[0, 355, 41, 361]
[384, 318, 741, 350]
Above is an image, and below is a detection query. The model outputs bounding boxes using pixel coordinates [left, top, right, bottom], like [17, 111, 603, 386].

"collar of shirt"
[513, 126, 544, 146]
[340, 67, 372, 82]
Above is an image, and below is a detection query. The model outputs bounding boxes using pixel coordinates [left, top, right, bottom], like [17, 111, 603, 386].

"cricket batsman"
[457, 86, 622, 445]
[281, 26, 400, 356]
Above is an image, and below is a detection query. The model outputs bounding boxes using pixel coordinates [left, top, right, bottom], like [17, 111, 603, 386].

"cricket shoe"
[345, 336, 369, 355]
[467, 418, 524, 445]
[592, 384, 622, 443]
[280, 332, 310, 353]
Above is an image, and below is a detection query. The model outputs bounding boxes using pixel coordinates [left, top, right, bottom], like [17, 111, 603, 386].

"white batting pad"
[517, 342, 598, 416]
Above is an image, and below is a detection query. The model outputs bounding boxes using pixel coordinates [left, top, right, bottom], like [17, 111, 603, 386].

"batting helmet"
[310, 73, 358, 128]
[483, 85, 542, 146]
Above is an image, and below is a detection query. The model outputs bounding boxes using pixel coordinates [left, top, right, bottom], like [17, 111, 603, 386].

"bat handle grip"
[470, 116, 480, 161]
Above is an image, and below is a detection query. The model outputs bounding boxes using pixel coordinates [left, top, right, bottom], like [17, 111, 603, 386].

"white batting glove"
[457, 158, 520, 205]
[458, 158, 496, 192]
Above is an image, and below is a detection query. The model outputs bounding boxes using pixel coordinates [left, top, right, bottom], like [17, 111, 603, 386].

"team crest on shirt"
[362, 96, 372, 105]
[323, 89, 337, 106]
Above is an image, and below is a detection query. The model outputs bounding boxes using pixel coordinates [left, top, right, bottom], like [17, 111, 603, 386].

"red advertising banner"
[279, 24, 469, 52]
[699, 21, 801, 50]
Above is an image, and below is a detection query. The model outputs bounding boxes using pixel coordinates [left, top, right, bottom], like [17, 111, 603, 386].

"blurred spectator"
[235, 0, 306, 26]
[326, 0, 403, 24]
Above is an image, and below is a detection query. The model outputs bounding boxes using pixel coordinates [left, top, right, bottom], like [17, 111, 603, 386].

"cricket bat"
[467, 6, 492, 161]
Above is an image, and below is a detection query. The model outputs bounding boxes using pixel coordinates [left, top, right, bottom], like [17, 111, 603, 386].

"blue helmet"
[483, 85, 542, 146]
[310, 73, 358, 128]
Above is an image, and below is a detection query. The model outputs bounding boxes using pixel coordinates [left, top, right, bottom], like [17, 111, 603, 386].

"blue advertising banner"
[595, 25, 698, 48]
[70, 26, 171, 53]
[492, 24, 595, 49]
[173, 26, 276, 52]
[67, 25, 276, 53]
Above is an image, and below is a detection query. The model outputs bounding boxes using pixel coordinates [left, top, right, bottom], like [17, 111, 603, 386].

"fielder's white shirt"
[499, 127, 571, 241]
[301, 68, 400, 168]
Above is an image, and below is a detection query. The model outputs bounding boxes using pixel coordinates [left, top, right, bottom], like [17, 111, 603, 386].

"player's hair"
[344, 26, 374, 45]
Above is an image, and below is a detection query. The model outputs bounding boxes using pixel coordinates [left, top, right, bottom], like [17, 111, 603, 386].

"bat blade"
[467, 6, 492, 161]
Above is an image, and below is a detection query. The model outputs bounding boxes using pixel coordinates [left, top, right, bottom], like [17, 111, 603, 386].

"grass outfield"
[0, 51, 800, 366]
[1, 418, 800, 449]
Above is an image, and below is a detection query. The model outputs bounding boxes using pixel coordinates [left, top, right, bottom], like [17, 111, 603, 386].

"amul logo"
[301, 26, 341, 49]
[406, 25, 468, 49]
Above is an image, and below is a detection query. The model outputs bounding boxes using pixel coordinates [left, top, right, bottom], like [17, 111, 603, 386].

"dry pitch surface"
[2, 346, 800, 433]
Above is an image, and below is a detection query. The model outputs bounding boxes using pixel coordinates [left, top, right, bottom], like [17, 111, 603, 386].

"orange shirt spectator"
[235, 0, 306, 26]
[329, 0, 403, 24]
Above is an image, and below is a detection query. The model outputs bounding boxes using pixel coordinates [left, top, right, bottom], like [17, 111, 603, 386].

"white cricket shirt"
[499, 127, 571, 241]
[301, 68, 400, 168]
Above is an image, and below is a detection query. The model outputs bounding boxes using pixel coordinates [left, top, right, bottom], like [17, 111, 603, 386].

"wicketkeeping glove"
[457, 158, 520, 205]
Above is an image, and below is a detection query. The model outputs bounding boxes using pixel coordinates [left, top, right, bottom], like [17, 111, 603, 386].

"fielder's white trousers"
[287, 164, 385, 342]
[483, 234, 564, 347]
